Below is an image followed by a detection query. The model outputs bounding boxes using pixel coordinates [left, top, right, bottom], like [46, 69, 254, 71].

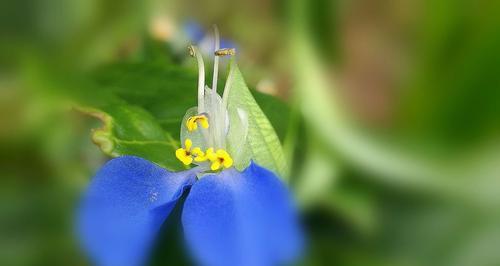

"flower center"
[175, 139, 233, 171]
[175, 26, 237, 171]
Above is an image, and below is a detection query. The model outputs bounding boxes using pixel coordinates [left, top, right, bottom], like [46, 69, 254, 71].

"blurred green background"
[1, 0, 500, 265]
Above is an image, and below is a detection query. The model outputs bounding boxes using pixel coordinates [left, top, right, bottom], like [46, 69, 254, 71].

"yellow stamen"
[187, 114, 209, 132]
[206, 148, 216, 161]
[192, 147, 208, 162]
[206, 148, 233, 171]
[185, 139, 192, 150]
[175, 139, 194, 165]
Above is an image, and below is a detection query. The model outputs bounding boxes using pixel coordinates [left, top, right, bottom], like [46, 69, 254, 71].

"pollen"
[187, 114, 209, 132]
[175, 139, 194, 165]
[206, 148, 233, 171]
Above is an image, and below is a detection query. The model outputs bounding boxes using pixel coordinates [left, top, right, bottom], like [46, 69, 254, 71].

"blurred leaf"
[400, 0, 500, 148]
[227, 60, 288, 179]
[289, 0, 500, 205]
[91, 61, 198, 136]
[294, 131, 378, 235]
[373, 194, 500, 266]
[295, 135, 339, 207]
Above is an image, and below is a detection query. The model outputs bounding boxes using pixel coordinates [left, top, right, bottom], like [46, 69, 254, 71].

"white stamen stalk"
[212, 26, 222, 148]
[212, 25, 220, 94]
[191, 45, 205, 113]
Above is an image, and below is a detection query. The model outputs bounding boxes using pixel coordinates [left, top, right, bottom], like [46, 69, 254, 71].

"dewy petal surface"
[77, 156, 197, 266]
[182, 162, 304, 266]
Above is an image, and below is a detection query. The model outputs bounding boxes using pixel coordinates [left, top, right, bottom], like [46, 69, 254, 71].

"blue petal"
[182, 162, 304, 266]
[77, 156, 197, 266]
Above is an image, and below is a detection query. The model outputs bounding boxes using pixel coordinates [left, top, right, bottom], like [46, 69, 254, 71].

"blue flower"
[77, 29, 303, 266]
[78, 156, 302, 266]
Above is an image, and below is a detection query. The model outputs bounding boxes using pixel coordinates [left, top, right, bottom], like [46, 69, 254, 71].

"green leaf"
[226, 60, 288, 179]
[289, 12, 500, 204]
[77, 103, 184, 171]
[251, 90, 290, 142]
[70, 41, 289, 173]
[91, 62, 198, 136]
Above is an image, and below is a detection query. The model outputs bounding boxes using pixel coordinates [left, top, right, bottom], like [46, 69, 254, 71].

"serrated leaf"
[226, 60, 288, 179]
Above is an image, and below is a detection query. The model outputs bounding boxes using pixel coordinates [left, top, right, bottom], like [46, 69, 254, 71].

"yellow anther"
[192, 147, 208, 162]
[188, 45, 196, 57]
[206, 148, 215, 159]
[175, 139, 194, 165]
[206, 148, 233, 171]
[215, 48, 236, 56]
[187, 114, 209, 132]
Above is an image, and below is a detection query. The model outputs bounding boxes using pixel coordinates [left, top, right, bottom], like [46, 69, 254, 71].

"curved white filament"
[212, 25, 220, 94]
[192, 46, 205, 113]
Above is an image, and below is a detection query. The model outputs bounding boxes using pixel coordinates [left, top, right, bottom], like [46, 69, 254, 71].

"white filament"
[188, 29, 236, 151]
[211, 26, 221, 148]
[212, 25, 220, 94]
[193, 46, 205, 113]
